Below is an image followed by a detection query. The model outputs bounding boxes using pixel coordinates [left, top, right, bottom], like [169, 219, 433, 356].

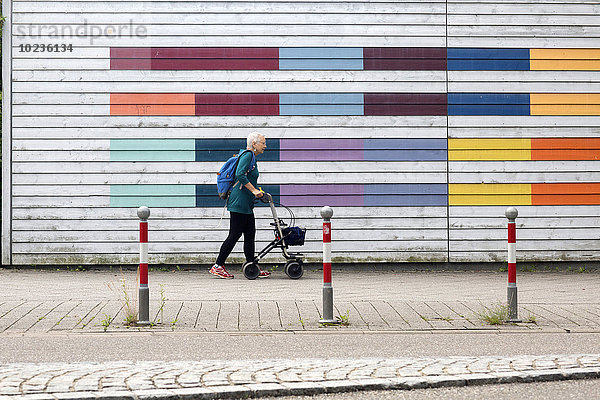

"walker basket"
[282, 226, 306, 246]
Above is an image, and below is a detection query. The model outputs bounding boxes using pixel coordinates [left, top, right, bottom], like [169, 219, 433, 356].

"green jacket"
[227, 150, 258, 214]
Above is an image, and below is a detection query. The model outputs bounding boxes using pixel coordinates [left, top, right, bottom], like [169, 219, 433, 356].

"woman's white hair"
[247, 131, 264, 149]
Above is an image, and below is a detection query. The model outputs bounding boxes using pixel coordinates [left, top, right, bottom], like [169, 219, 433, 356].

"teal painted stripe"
[110, 184, 196, 207]
[110, 139, 196, 161]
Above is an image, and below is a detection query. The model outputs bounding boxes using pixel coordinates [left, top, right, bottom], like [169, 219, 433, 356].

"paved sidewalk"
[1, 355, 600, 399]
[1, 269, 599, 399]
[0, 269, 599, 333]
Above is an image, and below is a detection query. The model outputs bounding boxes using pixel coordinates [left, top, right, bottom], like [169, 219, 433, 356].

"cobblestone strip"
[0, 355, 599, 399]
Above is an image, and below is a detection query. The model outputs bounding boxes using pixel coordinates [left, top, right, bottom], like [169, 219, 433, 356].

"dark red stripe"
[194, 94, 280, 116]
[151, 47, 278, 59]
[151, 59, 278, 70]
[195, 93, 278, 104]
[323, 222, 331, 243]
[364, 59, 446, 70]
[364, 47, 447, 59]
[365, 104, 447, 116]
[365, 93, 447, 105]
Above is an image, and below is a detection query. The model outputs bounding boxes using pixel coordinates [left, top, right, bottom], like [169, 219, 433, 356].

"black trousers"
[216, 212, 256, 266]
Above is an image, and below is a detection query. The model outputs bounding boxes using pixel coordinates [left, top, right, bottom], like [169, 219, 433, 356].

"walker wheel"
[285, 260, 304, 280]
[242, 262, 260, 280]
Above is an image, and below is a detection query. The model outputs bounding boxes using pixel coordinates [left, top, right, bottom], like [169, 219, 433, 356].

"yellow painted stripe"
[449, 184, 532, 206]
[531, 104, 600, 115]
[448, 138, 531, 160]
[449, 138, 531, 150]
[449, 194, 532, 206]
[449, 183, 532, 195]
[530, 94, 600, 105]
[530, 49, 600, 60]
[530, 59, 600, 71]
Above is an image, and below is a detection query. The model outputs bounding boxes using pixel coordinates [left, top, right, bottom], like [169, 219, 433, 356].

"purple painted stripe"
[280, 184, 364, 206]
[280, 139, 363, 161]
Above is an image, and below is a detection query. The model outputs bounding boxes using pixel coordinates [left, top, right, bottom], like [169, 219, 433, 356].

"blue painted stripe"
[194, 139, 280, 161]
[279, 93, 364, 105]
[195, 184, 280, 207]
[448, 93, 531, 105]
[279, 48, 363, 70]
[279, 93, 364, 115]
[365, 149, 448, 161]
[279, 48, 363, 59]
[448, 59, 530, 71]
[448, 104, 531, 116]
[364, 195, 448, 206]
[447, 48, 530, 60]
[365, 139, 448, 150]
[365, 184, 448, 195]
[279, 104, 364, 115]
[110, 185, 196, 207]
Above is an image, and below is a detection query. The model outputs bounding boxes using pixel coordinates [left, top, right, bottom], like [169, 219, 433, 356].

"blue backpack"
[216, 150, 256, 200]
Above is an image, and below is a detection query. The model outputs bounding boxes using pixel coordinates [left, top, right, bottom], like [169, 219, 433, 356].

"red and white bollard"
[319, 206, 338, 324]
[137, 206, 150, 325]
[505, 207, 520, 322]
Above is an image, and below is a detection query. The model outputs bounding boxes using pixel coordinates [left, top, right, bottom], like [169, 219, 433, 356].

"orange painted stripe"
[110, 93, 195, 115]
[532, 183, 600, 205]
[531, 138, 600, 160]
[111, 93, 195, 105]
[110, 104, 195, 116]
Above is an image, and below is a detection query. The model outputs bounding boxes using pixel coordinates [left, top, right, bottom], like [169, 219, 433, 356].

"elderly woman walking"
[209, 132, 270, 279]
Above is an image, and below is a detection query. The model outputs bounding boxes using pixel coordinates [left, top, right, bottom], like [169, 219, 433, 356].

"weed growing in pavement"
[338, 309, 350, 326]
[298, 317, 305, 328]
[578, 266, 587, 273]
[525, 314, 537, 324]
[268, 264, 280, 273]
[477, 302, 509, 325]
[159, 284, 167, 324]
[101, 314, 113, 332]
[171, 319, 178, 330]
[106, 268, 139, 326]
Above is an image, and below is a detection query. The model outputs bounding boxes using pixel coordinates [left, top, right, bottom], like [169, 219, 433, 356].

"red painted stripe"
[111, 47, 152, 58]
[151, 59, 278, 70]
[195, 105, 279, 116]
[323, 262, 332, 284]
[365, 104, 447, 116]
[508, 223, 516, 243]
[195, 94, 279, 115]
[365, 93, 447, 104]
[364, 59, 446, 70]
[508, 263, 516, 284]
[323, 222, 331, 243]
[140, 222, 148, 243]
[151, 47, 279, 59]
[139, 263, 148, 285]
[364, 47, 447, 59]
[111, 59, 152, 70]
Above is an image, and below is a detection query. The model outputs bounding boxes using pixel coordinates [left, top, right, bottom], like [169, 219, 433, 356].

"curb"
[6, 367, 600, 400]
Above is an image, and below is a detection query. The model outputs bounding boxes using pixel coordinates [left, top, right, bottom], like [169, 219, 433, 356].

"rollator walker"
[242, 192, 306, 280]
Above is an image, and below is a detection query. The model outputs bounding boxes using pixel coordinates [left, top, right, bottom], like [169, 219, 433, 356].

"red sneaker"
[209, 264, 234, 279]
[258, 269, 271, 278]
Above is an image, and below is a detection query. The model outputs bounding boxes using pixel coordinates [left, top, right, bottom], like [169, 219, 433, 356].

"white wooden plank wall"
[4, 0, 600, 264]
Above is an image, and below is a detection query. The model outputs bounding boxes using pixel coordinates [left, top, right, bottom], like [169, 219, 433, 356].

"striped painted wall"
[2, 0, 600, 265]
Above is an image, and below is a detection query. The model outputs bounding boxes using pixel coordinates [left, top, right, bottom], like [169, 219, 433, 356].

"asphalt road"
[272, 379, 600, 400]
[2, 331, 600, 364]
